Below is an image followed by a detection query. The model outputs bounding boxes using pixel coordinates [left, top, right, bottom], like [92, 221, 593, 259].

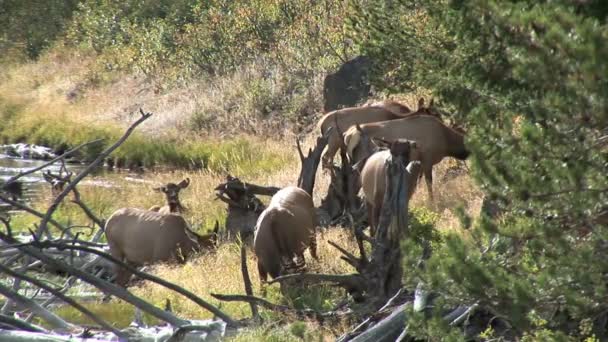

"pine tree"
[351, 0, 608, 339]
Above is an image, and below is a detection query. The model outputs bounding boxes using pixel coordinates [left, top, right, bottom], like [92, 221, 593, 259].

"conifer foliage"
[352, 0, 608, 339]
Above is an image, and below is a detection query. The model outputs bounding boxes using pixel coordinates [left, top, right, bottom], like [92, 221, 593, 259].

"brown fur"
[104, 208, 217, 287]
[345, 114, 469, 200]
[360, 139, 422, 236]
[253, 186, 318, 282]
[149, 178, 190, 214]
[318, 98, 445, 169]
[317, 101, 412, 169]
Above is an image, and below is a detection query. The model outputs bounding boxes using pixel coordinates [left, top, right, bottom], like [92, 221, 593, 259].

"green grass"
[0, 96, 291, 174]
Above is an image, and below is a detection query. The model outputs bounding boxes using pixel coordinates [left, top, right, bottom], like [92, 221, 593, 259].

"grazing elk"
[360, 138, 422, 236]
[104, 208, 218, 287]
[149, 178, 190, 214]
[344, 114, 469, 201]
[318, 98, 443, 170]
[253, 186, 318, 283]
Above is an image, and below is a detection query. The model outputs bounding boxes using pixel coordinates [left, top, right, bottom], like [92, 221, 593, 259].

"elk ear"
[418, 97, 425, 109]
[154, 186, 167, 193]
[371, 137, 391, 149]
[178, 178, 190, 189]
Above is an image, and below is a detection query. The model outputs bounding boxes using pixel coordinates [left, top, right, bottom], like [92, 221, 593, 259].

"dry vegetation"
[1, 37, 483, 340]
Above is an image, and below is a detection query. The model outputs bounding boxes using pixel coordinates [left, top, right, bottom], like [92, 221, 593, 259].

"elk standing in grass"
[345, 114, 469, 201]
[104, 208, 218, 287]
[318, 98, 442, 170]
[149, 178, 190, 214]
[253, 186, 318, 283]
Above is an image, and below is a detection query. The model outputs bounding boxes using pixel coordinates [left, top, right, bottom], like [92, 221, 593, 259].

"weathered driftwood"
[296, 127, 331, 196]
[215, 175, 269, 238]
[2, 237, 238, 327]
[0, 282, 76, 332]
[0, 314, 47, 333]
[0, 262, 126, 338]
[0, 319, 226, 342]
[350, 303, 408, 342]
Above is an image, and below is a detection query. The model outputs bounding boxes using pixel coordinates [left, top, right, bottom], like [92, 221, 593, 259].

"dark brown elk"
[344, 114, 469, 201]
[318, 98, 443, 169]
[104, 208, 218, 287]
[253, 186, 318, 282]
[149, 178, 190, 214]
[360, 138, 422, 236]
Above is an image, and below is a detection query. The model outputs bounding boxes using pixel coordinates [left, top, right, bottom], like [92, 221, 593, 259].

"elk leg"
[309, 233, 319, 260]
[424, 166, 434, 202]
[368, 204, 378, 238]
[257, 261, 268, 284]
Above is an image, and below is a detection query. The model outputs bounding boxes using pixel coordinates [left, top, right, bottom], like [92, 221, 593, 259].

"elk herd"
[102, 97, 469, 288]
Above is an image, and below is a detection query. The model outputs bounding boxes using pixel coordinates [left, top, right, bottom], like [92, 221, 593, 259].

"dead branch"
[349, 303, 408, 342]
[0, 282, 75, 331]
[239, 238, 259, 320]
[215, 175, 280, 197]
[210, 294, 340, 321]
[297, 127, 331, 196]
[0, 231, 189, 327]
[1, 139, 104, 191]
[0, 263, 125, 338]
[3, 236, 239, 327]
[269, 273, 365, 294]
[71, 187, 105, 229]
[328, 240, 362, 270]
[38, 109, 153, 238]
[0, 194, 71, 235]
[0, 314, 47, 333]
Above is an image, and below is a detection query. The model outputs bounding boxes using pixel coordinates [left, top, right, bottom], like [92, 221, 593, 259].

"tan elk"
[360, 138, 422, 236]
[318, 98, 442, 169]
[104, 208, 218, 287]
[345, 114, 469, 201]
[149, 178, 190, 214]
[253, 186, 318, 282]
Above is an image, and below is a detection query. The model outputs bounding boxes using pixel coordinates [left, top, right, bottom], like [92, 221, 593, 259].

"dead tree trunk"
[296, 128, 331, 197]
[215, 175, 276, 238]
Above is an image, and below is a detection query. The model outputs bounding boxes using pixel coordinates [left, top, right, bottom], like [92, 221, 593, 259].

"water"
[0, 153, 90, 212]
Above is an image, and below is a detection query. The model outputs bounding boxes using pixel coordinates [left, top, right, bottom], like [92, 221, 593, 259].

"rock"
[323, 56, 372, 112]
[1, 143, 56, 160]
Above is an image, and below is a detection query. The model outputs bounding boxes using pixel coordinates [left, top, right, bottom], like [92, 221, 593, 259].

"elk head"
[154, 178, 190, 213]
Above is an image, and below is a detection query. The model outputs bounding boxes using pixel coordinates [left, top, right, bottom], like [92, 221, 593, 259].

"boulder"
[323, 56, 372, 112]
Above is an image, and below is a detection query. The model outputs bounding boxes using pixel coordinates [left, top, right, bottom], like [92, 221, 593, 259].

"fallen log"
[350, 303, 408, 342]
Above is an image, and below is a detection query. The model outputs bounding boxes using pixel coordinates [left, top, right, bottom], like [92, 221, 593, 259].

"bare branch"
[0, 231, 188, 327]
[70, 187, 105, 229]
[0, 194, 71, 235]
[0, 263, 125, 338]
[0, 314, 47, 333]
[239, 239, 259, 320]
[38, 109, 153, 237]
[5, 237, 238, 327]
[210, 294, 338, 321]
[1, 139, 104, 190]
[0, 282, 75, 331]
